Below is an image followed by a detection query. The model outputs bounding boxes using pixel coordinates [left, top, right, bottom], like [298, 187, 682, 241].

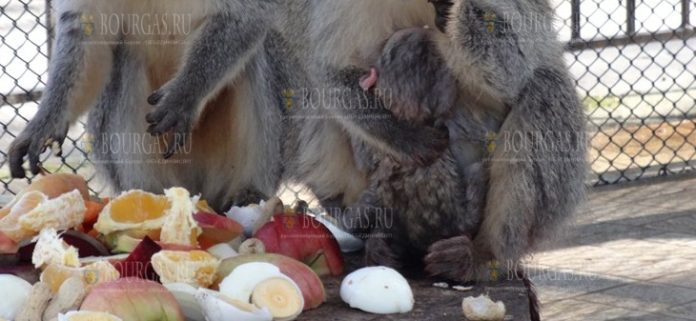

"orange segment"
[18, 189, 86, 235]
[160, 187, 201, 247]
[41, 260, 120, 293]
[0, 191, 48, 242]
[151, 250, 220, 287]
[110, 193, 169, 223]
[94, 190, 170, 236]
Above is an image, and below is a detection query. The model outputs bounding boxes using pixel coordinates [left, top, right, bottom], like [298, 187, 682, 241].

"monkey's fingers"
[27, 139, 48, 176]
[8, 138, 30, 178]
[163, 120, 192, 159]
[147, 113, 178, 137]
[147, 91, 164, 106]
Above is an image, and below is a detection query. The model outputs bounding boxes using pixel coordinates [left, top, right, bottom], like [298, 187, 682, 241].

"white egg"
[340, 266, 414, 314]
[219, 262, 285, 303]
[195, 288, 272, 321]
[0, 274, 33, 320]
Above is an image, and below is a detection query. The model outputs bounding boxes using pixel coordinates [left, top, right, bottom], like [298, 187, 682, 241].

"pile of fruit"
[0, 174, 425, 321]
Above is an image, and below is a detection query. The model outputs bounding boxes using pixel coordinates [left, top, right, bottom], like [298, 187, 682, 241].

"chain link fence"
[1, 0, 695, 198]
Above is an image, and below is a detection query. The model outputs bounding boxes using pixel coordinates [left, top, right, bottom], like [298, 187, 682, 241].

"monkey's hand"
[146, 85, 198, 159]
[425, 235, 477, 282]
[8, 117, 70, 178]
[364, 27, 457, 124]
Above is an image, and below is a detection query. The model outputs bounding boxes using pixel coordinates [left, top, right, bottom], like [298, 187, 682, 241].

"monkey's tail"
[517, 270, 541, 321]
[476, 66, 588, 265]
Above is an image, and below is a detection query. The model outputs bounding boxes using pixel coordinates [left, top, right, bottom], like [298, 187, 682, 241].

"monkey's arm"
[439, 0, 587, 263]
[146, 3, 274, 158]
[9, 10, 114, 178]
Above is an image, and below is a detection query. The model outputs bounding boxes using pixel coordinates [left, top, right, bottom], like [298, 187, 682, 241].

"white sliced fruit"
[207, 243, 238, 260]
[32, 228, 80, 268]
[251, 277, 304, 321]
[195, 288, 272, 321]
[340, 266, 414, 314]
[0, 274, 33, 320]
[58, 310, 123, 321]
[164, 283, 205, 321]
[219, 262, 285, 302]
[461, 295, 506, 321]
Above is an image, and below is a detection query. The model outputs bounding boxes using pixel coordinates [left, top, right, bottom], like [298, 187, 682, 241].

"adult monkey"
[8, 0, 293, 210]
[285, 0, 587, 282]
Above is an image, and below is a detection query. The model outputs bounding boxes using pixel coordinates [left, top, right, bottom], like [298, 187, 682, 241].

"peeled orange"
[41, 260, 120, 293]
[94, 190, 170, 236]
[160, 188, 202, 246]
[0, 189, 86, 243]
[19, 190, 86, 234]
[0, 173, 89, 220]
[95, 188, 203, 247]
[0, 191, 47, 241]
[151, 250, 220, 287]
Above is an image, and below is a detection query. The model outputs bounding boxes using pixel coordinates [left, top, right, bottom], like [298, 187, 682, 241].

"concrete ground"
[529, 173, 696, 321]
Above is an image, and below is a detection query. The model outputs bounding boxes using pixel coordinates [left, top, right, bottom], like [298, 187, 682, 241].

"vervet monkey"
[341, 26, 492, 281]
[9, 0, 292, 210]
[286, 0, 586, 282]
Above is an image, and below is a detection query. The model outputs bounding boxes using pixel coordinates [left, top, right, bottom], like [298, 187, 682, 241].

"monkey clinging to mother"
[8, 0, 587, 286]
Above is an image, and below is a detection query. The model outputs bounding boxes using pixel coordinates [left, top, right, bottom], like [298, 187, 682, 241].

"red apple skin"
[113, 236, 162, 282]
[81, 278, 185, 321]
[254, 214, 344, 276]
[217, 253, 326, 310]
[0, 231, 18, 254]
[193, 212, 243, 249]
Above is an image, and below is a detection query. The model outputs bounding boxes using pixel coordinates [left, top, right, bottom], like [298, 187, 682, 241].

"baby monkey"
[347, 27, 503, 281]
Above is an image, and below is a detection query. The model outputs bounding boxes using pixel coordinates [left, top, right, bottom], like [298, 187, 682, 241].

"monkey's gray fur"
[8, 0, 294, 210]
[340, 26, 497, 281]
[8, 0, 587, 284]
[286, 0, 587, 282]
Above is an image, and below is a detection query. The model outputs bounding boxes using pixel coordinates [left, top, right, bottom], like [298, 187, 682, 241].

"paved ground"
[529, 173, 696, 321]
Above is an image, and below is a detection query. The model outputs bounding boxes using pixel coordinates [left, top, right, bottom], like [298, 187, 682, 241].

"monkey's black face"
[429, 0, 454, 32]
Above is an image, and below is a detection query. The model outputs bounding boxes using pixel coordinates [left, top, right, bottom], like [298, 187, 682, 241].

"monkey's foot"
[364, 236, 403, 269]
[146, 86, 197, 159]
[425, 235, 475, 282]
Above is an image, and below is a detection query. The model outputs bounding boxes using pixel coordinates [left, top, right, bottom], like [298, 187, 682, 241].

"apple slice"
[0, 231, 18, 254]
[81, 278, 185, 321]
[193, 212, 243, 249]
[112, 236, 161, 281]
[254, 213, 344, 276]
